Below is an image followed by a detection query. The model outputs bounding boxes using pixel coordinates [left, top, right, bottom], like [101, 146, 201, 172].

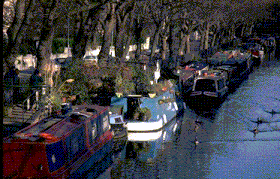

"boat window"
[184, 76, 194, 87]
[66, 126, 85, 161]
[103, 115, 110, 132]
[195, 79, 216, 92]
[115, 117, 122, 123]
[87, 120, 97, 145]
[218, 79, 224, 90]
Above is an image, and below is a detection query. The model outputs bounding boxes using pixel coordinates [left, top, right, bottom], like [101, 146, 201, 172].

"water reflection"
[109, 117, 183, 178]
[126, 117, 182, 161]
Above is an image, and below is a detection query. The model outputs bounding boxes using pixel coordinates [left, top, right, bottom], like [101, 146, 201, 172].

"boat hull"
[69, 139, 114, 179]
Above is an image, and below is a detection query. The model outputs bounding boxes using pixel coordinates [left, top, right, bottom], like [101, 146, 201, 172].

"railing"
[3, 84, 51, 123]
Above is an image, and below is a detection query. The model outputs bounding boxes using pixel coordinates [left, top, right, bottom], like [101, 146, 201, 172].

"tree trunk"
[115, 4, 135, 60]
[36, 1, 58, 86]
[211, 33, 217, 47]
[122, 35, 133, 59]
[249, 24, 254, 35]
[204, 23, 210, 50]
[72, 3, 105, 65]
[4, 0, 35, 69]
[178, 32, 186, 55]
[72, 13, 94, 65]
[200, 32, 205, 50]
[98, 3, 116, 65]
[162, 36, 168, 61]
[186, 34, 191, 54]
[150, 29, 160, 60]
[135, 18, 143, 61]
[115, 29, 126, 59]
[36, 25, 55, 85]
[241, 24, 246, 37]
[230, 25, 236, 41]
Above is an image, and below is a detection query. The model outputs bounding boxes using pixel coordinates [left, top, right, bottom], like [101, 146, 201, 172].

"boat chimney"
[61, 103, 72, 115]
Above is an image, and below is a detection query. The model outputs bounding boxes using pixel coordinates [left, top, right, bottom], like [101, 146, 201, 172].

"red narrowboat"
[3, 105, 114, 178]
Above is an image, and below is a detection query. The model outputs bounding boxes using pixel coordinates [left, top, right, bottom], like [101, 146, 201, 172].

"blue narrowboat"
[111, 81, 185, 132]
[3, 105, 114, 178]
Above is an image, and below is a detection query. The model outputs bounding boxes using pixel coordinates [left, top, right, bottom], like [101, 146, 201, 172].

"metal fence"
[3, 84, 51, 111]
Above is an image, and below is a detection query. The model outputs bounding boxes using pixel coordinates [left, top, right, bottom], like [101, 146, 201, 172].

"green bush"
[52, 38, 73, 54]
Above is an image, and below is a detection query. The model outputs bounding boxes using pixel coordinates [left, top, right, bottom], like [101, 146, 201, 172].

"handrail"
[4, 84, 51, 123]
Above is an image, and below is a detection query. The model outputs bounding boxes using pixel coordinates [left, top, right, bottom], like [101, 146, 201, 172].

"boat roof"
[196, 75, 223, 81]
[7, 105, 108, 143]
[179, 70, 195, 81]
[196, 69, 227, 81]
[184, 61, 208, 70]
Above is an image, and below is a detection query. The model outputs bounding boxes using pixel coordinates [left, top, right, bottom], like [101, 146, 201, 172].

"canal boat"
[189, 69, 229, 107]
[183, 60, 209, 75]
[178, 70, 195, 99]
[109, 105, 127, 138]
[238, 43, 264, 65]
[110, 81, 185, 132]
[175, 61, 209, 100]
[208, 50, 253, 81]
[3, 105, 114, 178]
[109, 105, 128, 152]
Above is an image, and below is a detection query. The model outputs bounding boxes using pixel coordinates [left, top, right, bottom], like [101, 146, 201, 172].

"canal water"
[97, 55, 280, 178]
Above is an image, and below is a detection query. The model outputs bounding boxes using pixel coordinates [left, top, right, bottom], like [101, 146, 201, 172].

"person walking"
[4, 66, 20, 105]
[29, 69, 44, 109]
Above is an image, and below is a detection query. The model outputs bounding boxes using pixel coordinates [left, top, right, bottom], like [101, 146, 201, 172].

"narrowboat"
[182, 60, 209, 75]
[109, 106, 128, 152]
[178, 70, 195, 99]
[175, 61, 209, 100]
[208, 50, 253, 81]
[109, 113, 128, 139]
[238, 43, 264, 65]
[189, 69, 229, 108]
[109, 105, 127, 139]
[3, 105, 114, 178]
[110, 81, 185, 132]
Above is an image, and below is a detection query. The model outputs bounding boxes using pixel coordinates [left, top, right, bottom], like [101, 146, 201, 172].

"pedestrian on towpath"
[4, 66, 20, 104]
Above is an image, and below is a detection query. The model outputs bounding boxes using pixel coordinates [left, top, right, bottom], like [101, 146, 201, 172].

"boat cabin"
[190, 70, 228, 98]
[178, 70, 195, 97]
[3, 105, 114, 178]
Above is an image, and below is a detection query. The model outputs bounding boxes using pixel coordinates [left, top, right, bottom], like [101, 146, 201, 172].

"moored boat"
[110, 81, 185, 132]
[208, 49, 253, 81]
[109, 109, 128, 152]
[189, 69, 229, 108]
[178, 70, 195, 99]
[3, 105, 114, 178]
